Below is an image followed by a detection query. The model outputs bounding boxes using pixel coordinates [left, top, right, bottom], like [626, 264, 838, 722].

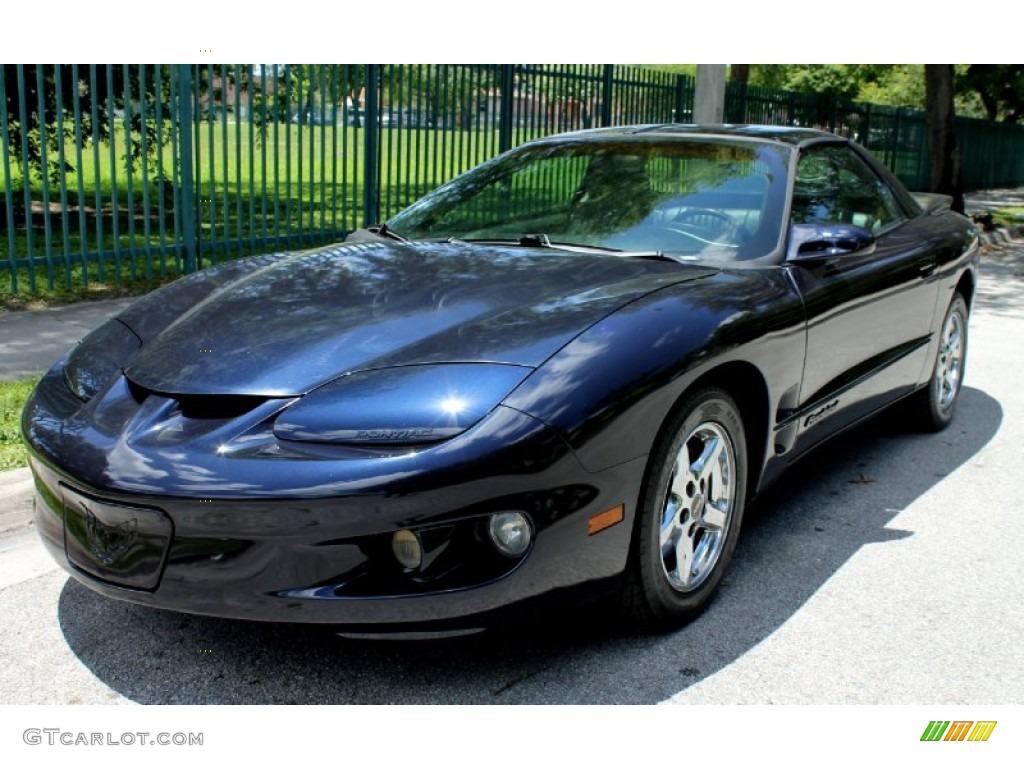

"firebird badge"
[84, 508, 137, 565]
[804, 399, 840, 428]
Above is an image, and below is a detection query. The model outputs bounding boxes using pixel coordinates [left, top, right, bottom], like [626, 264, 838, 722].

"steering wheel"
[606, 225, 740, 253]
[672, 207, 739, 242]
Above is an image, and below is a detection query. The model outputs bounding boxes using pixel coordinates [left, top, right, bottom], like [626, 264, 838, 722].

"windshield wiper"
[463, 234, 664, 257]
[451, 234, 684, 263]
[371, 223, 407, 242]
[462, 233, 609, 251]
[519, 233, 553, 248]
[520, 234, 676, 262]
[345, 223, 408, 243]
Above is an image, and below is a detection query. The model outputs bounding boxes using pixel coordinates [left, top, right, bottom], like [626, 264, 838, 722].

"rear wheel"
[624, 388, 747, 624]
[909, 292, 968, 431]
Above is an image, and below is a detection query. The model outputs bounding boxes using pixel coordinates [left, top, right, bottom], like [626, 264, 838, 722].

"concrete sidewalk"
[964, 187, 1024, 245]
[0, 468, 32, 535]
[0, 297, 136, 381]
[964, 187, 1024, 212]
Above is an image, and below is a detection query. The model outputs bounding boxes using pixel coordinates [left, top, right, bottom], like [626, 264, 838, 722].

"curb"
[978, 225, 1024, 248]
[0, 467, 33, 535]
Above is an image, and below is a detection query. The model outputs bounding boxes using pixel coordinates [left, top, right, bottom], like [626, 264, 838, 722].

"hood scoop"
[115, 377, 287, 449]
[126, 376, 269, 419]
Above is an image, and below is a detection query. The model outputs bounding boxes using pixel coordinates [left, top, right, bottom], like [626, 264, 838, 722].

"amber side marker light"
[588, 504, 625, 535]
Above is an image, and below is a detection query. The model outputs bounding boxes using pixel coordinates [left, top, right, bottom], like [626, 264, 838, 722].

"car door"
[784, 143, 941, 453]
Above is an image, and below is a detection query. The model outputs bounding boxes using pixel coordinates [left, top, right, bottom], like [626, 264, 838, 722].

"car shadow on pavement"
[57, 386, 1002, 704]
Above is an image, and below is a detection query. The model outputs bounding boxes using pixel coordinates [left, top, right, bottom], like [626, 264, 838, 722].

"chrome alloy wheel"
[935, 308, 965, 412]
[658, 421, 736, 592]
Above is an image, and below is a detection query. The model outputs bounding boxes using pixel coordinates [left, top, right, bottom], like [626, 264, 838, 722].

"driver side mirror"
[786, 223, 876, 264]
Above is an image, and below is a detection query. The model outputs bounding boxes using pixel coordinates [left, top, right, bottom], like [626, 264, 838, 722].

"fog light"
[392, 529, 422, 570]
[487, 511, 532, 557]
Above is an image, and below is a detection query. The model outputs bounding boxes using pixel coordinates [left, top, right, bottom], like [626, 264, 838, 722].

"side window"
[792, 146, 905, 233]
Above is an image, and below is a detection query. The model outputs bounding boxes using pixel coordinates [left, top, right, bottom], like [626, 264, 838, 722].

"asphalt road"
[1, 242, 1022, 705]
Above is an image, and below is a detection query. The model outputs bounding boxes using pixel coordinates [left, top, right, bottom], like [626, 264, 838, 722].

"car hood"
[123, 240, 715, 396]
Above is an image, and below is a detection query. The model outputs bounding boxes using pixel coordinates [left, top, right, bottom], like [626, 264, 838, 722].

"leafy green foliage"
[857, 66, 927, 108]
[249, 65, 363, 127]
[781, 65, 875, 100]
[991, 206, 1024, 228]
[744, 65, 990, 116]
[0, 376, 40, 470]
[958, 65, 1024, 123]
[2, 65, 177, 186]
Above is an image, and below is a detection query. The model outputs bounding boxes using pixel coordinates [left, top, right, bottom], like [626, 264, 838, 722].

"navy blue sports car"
[23, 125, 979, 632]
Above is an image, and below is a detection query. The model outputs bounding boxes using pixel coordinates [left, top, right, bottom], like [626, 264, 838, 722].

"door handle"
[919, 263, 936, 278]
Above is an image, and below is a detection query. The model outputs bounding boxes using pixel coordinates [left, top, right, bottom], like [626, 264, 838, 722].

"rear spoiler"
[912, 192, 953, 215]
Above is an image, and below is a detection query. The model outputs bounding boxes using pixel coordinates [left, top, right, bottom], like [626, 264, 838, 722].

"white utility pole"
[694, 64, 727, 124]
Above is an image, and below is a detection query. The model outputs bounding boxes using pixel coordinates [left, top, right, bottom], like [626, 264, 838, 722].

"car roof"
[540, 123, 844, 147]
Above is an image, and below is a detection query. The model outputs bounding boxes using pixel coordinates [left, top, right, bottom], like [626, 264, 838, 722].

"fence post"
[726, 78, 747, 124]
[893, 107, 904, 173]
[362, 64, 380, 227]
[15, 65, 36, 292]
[674, 74, 686, 123]
[0, 69, 18, 294]
[176, 64, 197, 275]
[499, 64, 514, 154]
[601, 65, 614, 127]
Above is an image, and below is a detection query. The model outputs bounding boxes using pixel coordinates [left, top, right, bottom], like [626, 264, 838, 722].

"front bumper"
[25, 365, 643, 629]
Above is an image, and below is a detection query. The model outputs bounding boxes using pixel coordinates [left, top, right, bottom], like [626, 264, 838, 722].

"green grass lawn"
[1, 271, 175, 311]
[0, 376, 40, 471]
[3, 122, 509, 303]
[1, 122, 502, 220]
[991, 207, 1024, 229]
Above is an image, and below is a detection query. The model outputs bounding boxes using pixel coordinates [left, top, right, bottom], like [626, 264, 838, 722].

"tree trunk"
[925, 64, 964, 213]
[730, 65, 750, 123]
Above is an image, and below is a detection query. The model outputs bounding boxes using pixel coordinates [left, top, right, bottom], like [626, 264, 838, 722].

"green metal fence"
[3, 63, 1024, 297]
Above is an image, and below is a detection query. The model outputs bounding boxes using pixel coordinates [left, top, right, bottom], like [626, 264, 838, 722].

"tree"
[250, 65, 364, 125]
[856, 65, 927, 108]
[743, 65, 879, 99]
[748, 65, 790, 90]
[743, 64, 991, 119]
[408, 64, 498, 130]
[925, 64, 963, 213]
[958, 64, 1024, 122]
[2, 64, 175, 187]
[781, 65, 869, 100]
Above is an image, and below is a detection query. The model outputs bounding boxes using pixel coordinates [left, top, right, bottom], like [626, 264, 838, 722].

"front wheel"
[623, 388, 747, 624]
[909, 292, 968, 431]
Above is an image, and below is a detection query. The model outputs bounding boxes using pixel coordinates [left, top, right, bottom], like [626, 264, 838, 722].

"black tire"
[908, 292, 968, 432]
[623, 387, 747, 625]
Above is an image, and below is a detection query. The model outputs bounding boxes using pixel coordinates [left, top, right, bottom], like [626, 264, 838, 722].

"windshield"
[388, 137, 791, 263]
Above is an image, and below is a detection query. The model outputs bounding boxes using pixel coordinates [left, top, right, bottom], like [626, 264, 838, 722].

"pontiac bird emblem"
[84, 508, 137, 565]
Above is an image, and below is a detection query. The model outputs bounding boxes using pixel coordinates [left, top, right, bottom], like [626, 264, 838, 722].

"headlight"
[273, 363, 531, 445]
[391, 529, 423, 570]
[64, 320, 142, 401]
[487, 511, 532, 557]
